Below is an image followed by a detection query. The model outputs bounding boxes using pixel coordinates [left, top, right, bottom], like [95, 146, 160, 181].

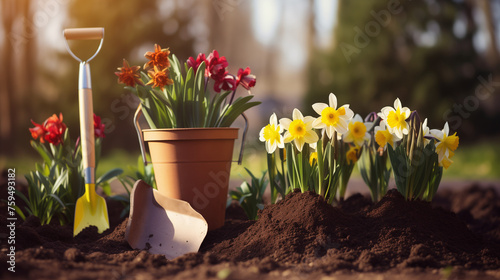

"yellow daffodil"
[312, 93, 354, 139]
[280, 108, 319, 152]
[343, 114, 372, 147]
[429, 122, 459, 163]
[439, 150, 454, 169]
[378, 98, 411, 139]
[309, 152, 318, 166]
[374, 120, 401, 150]
[346, 146, 361, 165]
[259, 113, 284, 154]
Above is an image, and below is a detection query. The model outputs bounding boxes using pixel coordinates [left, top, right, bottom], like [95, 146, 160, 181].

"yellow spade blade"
[74, 183, 109, 236]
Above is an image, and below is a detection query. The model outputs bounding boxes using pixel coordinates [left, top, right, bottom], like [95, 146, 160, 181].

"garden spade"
[63, 27, 109, 236]
[125, 180, 208, 259]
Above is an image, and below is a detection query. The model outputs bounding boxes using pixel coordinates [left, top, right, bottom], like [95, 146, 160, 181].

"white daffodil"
[343, 114, 372, 147]
[374, 120, 402, 150]
[378, 98, 411, 139]
[421, 118, 431, 146]
[280, 108, 319, 152]
[429, 122, 459, 163]
[312, 93, 354, 139]
[259, 113, 284, 154]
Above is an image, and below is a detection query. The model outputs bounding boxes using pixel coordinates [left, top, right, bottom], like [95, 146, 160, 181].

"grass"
[441, 139, 500, 180]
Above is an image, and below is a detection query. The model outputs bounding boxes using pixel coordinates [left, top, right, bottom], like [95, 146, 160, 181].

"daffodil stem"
[317, 138, 324, 197]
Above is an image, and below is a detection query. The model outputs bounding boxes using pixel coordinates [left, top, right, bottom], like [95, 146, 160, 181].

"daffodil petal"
[312, 117, 325, 129]
[394, 98, 402, 110]
[380, 106, 394, 118]
[443, 122, 450, 135]
[312, 103, 328, 115]
[283, 132, 293, 143]
[295, 137, 305, 152]
[280, 118, 292, 129]
[269, 113, 278, 126]
[328, 93, 338, 109]
[304, 130, 319, 143]
[292, 108, 303, 120]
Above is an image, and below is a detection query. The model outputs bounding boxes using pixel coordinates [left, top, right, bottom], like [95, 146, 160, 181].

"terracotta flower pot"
[142, 128, 238, 230]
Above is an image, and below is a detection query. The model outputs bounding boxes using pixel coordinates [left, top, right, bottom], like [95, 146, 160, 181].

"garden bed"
[1, 184, 499, 280]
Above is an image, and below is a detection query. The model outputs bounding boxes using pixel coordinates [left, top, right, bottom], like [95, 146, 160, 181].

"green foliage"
[19, 131, 123, 225]
[266, 135, 343, 205]
[358, 118, 392, 202]
[387, 117, 443, 201]
[229, 169, 267, 220]
[358, 142, 391, 202]
[110, 155, 156, 219]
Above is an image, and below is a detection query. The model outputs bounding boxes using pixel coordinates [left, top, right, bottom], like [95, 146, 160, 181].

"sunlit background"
[1, 0, 499, 181]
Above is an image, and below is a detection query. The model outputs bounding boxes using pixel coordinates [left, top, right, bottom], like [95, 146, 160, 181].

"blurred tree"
[0, 0, 34, 155]
[305, 0, 498, 141]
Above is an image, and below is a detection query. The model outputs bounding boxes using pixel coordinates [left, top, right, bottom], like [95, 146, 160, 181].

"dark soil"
[1, 184, 500, 280]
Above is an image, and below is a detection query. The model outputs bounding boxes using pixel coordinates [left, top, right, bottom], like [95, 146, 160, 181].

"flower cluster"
[22, 113, 118, 225]
[116, 45, 259, 129]
[187, 50, 256, 93]
[259, 94, 459, 203]
[260, 93, 371, 203]
[30, 113, 67, 145]
[29, 113, 105, 145]
[376, 98, 459, 169]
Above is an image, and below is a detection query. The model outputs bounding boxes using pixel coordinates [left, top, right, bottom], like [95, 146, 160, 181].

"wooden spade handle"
[79, 88, 95, 178]
[64, 28, 104, 40]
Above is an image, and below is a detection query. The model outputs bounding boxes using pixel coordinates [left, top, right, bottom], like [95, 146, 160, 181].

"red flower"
[187, 53, 206, 74]
[213, 74, 237, 93]
[29, 120, 46, 143]
[206, 50, 228, 80]
[144, 44, 171, 71]
[236, 67, 256, 90]
[94, 114, 105, 138]
[43, 113, 67, 145]
[115, 59, 143, 87]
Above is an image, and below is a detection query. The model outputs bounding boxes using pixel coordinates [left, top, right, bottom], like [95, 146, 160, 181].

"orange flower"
[144, 44, 171, 70]
[115, 59, 143, 87]
[146, 66, 173, 90]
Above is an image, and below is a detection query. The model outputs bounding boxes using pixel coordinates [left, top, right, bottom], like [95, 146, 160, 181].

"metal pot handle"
[133, 104, 247, 166]
[134, 104, 150, 166]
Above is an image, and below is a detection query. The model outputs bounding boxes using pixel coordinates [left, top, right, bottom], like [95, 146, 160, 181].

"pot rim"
[143, 127, 239, 141]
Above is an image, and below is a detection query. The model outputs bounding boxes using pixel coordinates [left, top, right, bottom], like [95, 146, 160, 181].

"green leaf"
[96, 168, 124, 186]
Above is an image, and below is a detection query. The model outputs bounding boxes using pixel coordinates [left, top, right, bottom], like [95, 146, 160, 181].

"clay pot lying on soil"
[0, 184, 499, 280]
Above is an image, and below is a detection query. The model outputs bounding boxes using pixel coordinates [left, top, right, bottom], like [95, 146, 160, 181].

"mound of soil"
[208, 189, 499, 271]
[1, 185, 499, 279]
